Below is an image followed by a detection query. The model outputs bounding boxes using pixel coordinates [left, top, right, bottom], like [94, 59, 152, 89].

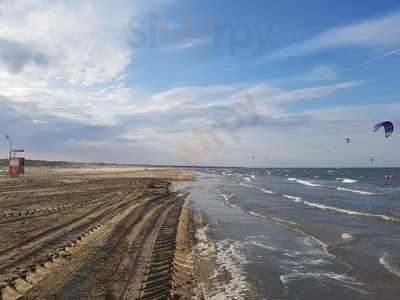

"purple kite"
[374, 121, 394, 138]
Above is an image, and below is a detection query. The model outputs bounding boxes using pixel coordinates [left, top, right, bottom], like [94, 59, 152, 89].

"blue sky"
[0, 0, 399, 167]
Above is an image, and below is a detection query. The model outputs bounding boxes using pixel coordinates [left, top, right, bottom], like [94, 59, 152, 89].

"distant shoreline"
[0, 158, 398, 169]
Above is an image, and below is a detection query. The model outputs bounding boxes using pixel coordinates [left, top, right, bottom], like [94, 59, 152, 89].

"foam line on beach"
[214, 239, 250, 300]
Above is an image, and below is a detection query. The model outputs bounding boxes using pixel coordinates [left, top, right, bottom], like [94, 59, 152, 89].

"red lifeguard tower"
[5, 134, 25, 177]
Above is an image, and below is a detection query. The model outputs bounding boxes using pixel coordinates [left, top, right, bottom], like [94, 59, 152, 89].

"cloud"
[0, 1, 387, 166]
[0, 38, 49, 73]
[143, 80, 361, 114]
[0, 77, 361, 133]
[352, 48, 400, 68]
[102, 80, 362, 156]
[272, 81, 361, 102]
[163, 37, 209, 50]
[269, 11, 400, 60]
[302, 65, 339, 81]
[0, 72, 393, 166]
[0, 0, 174, 84]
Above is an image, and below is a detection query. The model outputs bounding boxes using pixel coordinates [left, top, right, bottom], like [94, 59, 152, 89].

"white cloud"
[0, 0, 176, 84]
[303, 65, 339, 81]
[0, 1, 131, 84]
[269, 11, 400, 60]
[143, 80, 361, 114]
[272, 81, 361, 102]
[163, 37, 209, 50]
[352, 48, 400, 68]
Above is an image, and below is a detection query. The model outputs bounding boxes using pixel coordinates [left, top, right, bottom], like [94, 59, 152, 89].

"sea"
[176, 168, 400, 300]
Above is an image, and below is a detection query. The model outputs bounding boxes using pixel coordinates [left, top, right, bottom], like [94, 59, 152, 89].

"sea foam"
[336, 187, 376, 195]
[336, 178, 357, 183]
[379, 253, 400, 278]
[281, 194, 400, 222]
[215, 239, 250, 299]
[287, 177, 322, 187]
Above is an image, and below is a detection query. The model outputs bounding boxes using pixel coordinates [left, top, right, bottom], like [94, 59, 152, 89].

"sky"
[0, 0, 399, 167]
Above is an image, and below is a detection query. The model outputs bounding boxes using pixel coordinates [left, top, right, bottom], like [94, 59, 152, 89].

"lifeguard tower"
[5, 134, 25, 176]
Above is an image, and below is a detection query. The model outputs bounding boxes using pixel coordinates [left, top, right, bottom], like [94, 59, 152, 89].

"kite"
[384, 174, 394, 180]
[345, 137, 351, 144]
[374, 121, 394, 138]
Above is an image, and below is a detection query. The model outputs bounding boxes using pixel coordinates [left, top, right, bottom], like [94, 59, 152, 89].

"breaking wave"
[285, 176, 375, 195]
[243, 176, 252, 182]
[281, 194, 400, 222]
[282, 194, 302, 202]
[239, 182, 255, 189]
[247, 239, 277, 251]
[246, 210, 298, 226]
[261, 188, 274, 194]
[336, 187, 377, 195]
[239, 182, 275, 195]
[337, 178, 357, 183]
[287, 177, 322, 187]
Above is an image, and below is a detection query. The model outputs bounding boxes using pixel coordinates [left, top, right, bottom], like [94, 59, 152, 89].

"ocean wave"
[243, 176, 252, 182]
[248, 240, 277, 251]
[279, 271, 367, 294]
[307, 258, 329, 266]
[246, 209, 296, 225]
[282, 194, 400, 222]
[282, 194, 302, 202]
[239, 182, 276, 195]
[337, 178, 357, 183]
[287, 177, 322, 187]
[261, 188, 274, 194]
[379, 253, 400, 278]
[336, 187, 377, 195]
[222, 200, 340, 263]
[239, 182, 254, 189]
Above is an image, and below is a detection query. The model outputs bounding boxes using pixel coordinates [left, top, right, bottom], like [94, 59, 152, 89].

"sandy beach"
[0, 166, 209, 300]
